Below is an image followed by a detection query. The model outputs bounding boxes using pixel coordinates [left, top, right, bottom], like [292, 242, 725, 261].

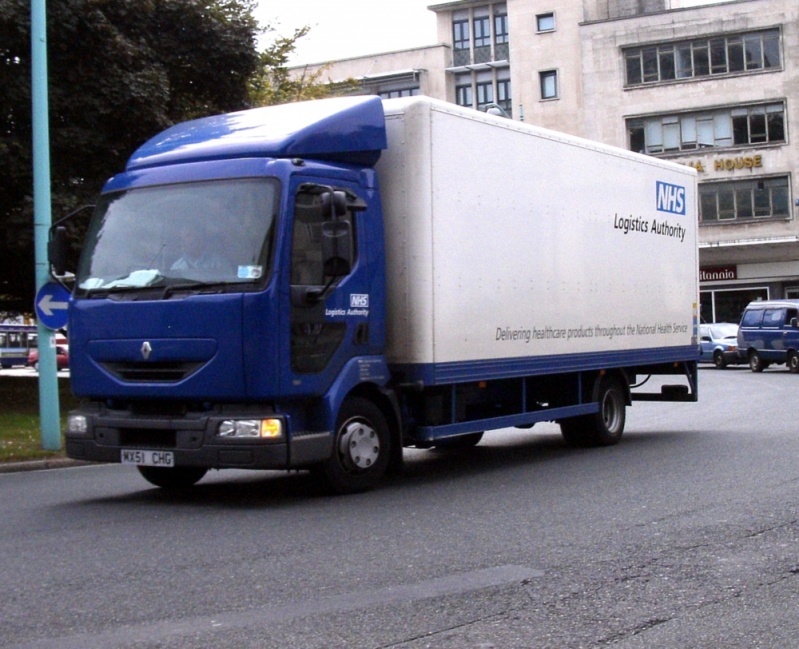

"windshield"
[75, 179, 278, 295]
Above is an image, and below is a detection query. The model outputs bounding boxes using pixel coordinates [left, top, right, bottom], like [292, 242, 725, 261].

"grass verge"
[0, 375, 77, 463]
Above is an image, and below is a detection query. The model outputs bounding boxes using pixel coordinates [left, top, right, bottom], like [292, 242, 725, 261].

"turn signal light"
[217, 419, 283, 439]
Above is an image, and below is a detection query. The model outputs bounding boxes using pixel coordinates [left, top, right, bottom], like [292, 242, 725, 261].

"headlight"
[217, 418, 283, 439]
[67, 415, 88, 434]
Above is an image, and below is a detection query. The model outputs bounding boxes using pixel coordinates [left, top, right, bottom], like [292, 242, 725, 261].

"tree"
[249, 26, 360, 107]
[250, 27, 350, 106]
[0, 0, 262, 314]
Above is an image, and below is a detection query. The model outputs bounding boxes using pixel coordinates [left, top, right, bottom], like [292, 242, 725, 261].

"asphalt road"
[2, 366, 798, 648]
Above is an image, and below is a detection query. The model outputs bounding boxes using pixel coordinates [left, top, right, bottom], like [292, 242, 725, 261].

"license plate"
[121, 449, 175, 467]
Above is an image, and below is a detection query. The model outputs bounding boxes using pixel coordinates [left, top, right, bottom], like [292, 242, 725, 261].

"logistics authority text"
[613, 214, 686, 242]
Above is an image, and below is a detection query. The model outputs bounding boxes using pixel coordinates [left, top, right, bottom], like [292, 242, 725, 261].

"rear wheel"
[319, 397, 391, 494]
[137, 466, 208, 489]
[560, 375, 626, 447]
[748, 351, 766, 373]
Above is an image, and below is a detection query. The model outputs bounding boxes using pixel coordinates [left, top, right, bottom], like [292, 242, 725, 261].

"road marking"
[8, 564, 544, 648]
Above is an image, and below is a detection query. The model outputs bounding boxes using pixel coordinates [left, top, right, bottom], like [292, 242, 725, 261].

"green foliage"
[249, 25, 360, 106]
[0, 376, 76, 462]
[0, 0, 262, 312]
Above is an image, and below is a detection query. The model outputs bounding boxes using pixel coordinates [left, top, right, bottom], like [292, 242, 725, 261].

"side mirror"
[791, 317, 798, 328]
[321, 221, 352, 277]
[48, 204, 94, 282]
[321, 190, 348, 219]
[48, 225, 69, 277]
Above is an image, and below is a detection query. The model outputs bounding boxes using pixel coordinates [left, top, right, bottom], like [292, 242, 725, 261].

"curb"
[0, 458, 93, 474]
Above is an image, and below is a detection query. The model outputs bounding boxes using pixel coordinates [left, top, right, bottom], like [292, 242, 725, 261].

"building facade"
[290, 0, 798, 323]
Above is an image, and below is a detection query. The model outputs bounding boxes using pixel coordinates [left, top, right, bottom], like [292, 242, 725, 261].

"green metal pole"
[31, 0, 61, 450]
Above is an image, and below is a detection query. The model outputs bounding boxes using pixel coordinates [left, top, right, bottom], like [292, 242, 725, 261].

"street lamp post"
[31, 0, 61, 451]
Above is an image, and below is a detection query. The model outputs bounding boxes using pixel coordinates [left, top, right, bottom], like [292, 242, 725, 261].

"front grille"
[102, 361, 203, 383]
[119, 428, 177, 449]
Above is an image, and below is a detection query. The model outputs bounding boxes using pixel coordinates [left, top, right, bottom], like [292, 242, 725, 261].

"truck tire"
[560, 375, 626, 447]
[137, 466, 208, 489]
[788, 351, 799, 373]
[319, 397, 390, 494]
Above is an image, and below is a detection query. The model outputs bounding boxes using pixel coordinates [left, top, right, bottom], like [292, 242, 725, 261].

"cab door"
[285, 182, 368, 395]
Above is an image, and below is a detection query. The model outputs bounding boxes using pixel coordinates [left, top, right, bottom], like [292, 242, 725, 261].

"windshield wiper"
[161, 279, 224, 299]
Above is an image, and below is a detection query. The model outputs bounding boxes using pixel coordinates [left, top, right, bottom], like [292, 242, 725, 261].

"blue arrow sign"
[35, 282, 71, 330]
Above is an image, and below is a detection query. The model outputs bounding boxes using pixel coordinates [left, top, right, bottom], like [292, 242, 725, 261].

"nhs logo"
[350, 294, 369, 308]
[656, 181, 686, 215]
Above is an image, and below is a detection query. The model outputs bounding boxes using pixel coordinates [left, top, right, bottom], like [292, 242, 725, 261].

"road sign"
[35, 281, 70, 330]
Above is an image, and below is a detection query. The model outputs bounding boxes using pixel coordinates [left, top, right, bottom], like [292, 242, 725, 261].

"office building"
[291, 0, 798, 322]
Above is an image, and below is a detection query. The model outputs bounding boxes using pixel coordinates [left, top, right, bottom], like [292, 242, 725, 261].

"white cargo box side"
[376, 97, 698, 379]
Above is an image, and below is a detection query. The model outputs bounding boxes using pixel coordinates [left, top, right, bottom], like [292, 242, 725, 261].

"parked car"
[736, 299, 799, 372]
[699, 323, 741, 369]
[27, 345, 69, 371]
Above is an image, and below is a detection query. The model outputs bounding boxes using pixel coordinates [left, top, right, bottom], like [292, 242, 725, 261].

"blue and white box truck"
[50, 96, 699, 492]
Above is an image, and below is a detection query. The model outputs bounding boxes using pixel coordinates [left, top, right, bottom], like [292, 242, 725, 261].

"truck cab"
[55, 97, 399, 492]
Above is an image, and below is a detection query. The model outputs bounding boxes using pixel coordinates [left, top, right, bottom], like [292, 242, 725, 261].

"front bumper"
[64, 404, 332, 470]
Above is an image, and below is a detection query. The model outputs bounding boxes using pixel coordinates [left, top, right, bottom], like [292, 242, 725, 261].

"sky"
[255, 0, 728, 67]
[255, 0, 439, 66]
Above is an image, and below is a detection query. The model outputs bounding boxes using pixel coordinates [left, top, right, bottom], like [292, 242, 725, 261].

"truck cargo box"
[377, 97, 698, 383]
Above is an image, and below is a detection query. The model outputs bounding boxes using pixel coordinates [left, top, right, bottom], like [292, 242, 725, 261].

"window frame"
[699, 176, 791, 224]
[453, 19, 470, 51]
[536, 12, 555, 33]
[539, 70, 558, 100]
[624, 29, 781, 87]
[627, 102, 786, 155]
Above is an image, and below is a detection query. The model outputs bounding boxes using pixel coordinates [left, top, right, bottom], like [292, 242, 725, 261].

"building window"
[453, 19, 470, 51]
[473, 15, 491, 48]
[627, 103, 785, 154]
[536, 12, 555, 32]
[497, 78, 512, 116]
[494, 10, 509, 60]
[453, 18, 470, 66]
[378, 87, 419, 99]
[455, 72, 511, 117]
[701, 287, 768, 324]
[624, 29, 780, 87]
[699, 177, 790, 223]
[456, 83, 473, 108]
[539, 70, 558, 100]
[476, 81, 494, 111]
[495, 12, 509, 44]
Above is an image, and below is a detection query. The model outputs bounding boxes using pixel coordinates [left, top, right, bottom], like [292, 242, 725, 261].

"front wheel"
[319, 397, 391, 494]
[560, 375, 626, 447]
[137, 466, 208, 489]
[713, 350, 727, 369]
[788, 351, 799, 373]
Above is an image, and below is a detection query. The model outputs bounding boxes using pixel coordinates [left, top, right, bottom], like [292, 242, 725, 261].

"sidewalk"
[0, 457, 91, 474]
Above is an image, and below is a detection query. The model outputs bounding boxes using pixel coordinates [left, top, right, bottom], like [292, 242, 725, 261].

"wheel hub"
[339, 420, 380, 471]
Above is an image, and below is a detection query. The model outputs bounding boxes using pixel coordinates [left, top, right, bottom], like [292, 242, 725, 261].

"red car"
[28, 346, 69, 371]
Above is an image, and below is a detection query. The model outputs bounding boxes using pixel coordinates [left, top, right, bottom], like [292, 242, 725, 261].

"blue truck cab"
[737, 299, 799, 372]
[55, 97, 399, 492]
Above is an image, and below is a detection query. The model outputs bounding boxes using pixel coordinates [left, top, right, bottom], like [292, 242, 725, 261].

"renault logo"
[141, 341, 152, 360]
